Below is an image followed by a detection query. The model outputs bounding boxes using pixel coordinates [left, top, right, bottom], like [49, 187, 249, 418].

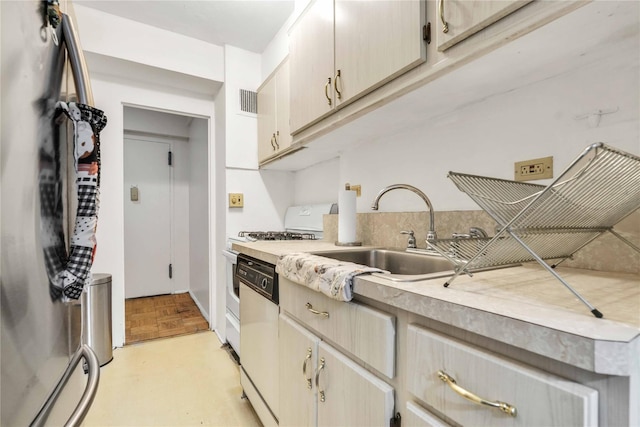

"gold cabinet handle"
[334, 70, 342, 100]
[302, 347, 312, 390]
[438, 370, 517, 417]
[439, 0, 449, 33]
[324, 78, 332, 106]
[274, 131, 280, 149]
[270, 134, 276, 150]
[306, 302, 329, 318]
[315, 357, 326, 402]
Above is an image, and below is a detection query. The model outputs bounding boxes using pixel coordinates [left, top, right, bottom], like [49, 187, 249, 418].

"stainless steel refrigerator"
[1, 1, 101, 425]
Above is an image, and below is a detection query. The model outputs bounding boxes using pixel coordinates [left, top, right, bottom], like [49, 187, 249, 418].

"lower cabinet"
[279, 313, 395, 427]
[406, 325, 599, 426]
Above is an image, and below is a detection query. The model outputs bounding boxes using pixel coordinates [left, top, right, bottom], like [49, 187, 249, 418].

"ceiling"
[73, 0, 295, 53]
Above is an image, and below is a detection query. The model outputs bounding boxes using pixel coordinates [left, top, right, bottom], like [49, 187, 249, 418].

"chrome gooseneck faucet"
[371, 184, 437, 242]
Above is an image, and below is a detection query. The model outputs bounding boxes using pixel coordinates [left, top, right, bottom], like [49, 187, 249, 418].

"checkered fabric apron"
[41, 102, 107, 300]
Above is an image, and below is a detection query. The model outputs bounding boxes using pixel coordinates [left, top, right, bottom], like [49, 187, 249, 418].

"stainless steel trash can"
[82, 273, 113, 366]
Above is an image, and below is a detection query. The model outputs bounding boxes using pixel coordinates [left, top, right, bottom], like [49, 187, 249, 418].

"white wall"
[124, 107, 191, 138]
[189, 118, 210, 319]
[223, 46, 295, 241]
[224, 46, 261, 169]
[226, 169, 294, 237]
[293, 158, 340, 205]
[74, 4, 224, 82]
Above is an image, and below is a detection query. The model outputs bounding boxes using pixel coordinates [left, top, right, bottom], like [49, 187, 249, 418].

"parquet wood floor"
[125, 292, 209, 344]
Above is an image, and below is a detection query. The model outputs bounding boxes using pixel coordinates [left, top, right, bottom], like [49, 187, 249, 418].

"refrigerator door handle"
[31, 345, 100, 427]
[61, 13, 93, 106]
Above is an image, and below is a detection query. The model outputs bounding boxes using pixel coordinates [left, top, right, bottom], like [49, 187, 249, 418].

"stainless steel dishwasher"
[237, 254, 279, 426]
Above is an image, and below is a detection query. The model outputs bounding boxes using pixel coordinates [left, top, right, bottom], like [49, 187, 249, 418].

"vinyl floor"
[125, 293, 209, 344]
[83, 332, 261, 426]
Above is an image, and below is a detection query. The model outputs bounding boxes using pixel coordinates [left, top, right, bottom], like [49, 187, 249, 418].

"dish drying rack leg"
[507, 233, 603, 318]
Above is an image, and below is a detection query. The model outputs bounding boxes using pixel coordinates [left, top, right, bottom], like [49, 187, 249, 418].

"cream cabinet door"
[257, 73, 277, 162]
[274, 59, 291, 153]
[317, 341, 394, 427]
[334, 0, 425, 106]
[279, 313, 319, 427]
[289, 0, 335, 133]
[407, 325, 598, 426]
[436, 0, 532, 51]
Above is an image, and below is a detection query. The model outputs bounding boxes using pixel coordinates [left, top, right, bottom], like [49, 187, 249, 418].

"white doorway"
[123, 138, 173, 298]
[122, 106, 211, 322]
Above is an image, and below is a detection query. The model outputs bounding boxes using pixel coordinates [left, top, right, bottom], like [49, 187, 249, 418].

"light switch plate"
[514, 156, 553, 181]
[229, 193, 244, 208]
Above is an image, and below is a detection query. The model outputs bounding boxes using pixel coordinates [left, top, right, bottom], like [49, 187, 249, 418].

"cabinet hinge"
[168, 151, 173, 166]
[169, 264, 173, 279]
[423, 22, 431, 44]
[390, 412, 401, 427]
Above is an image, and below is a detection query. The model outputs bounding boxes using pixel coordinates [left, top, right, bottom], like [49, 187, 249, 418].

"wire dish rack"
[428, 143, 640, 318]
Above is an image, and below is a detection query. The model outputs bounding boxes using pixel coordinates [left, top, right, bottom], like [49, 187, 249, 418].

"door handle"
[315, 357, 326, 402]
[302, 347, 312, 390]
[439, 0, 449, 33]
[334, 70, 342, 100]
[324, 78, 332, 106]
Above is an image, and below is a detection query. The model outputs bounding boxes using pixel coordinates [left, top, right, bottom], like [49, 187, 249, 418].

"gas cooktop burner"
[238, 231, 317, 241]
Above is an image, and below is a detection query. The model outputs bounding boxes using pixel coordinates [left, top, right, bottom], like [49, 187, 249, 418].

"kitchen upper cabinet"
[279, 313, 395, 427]
[406, 325, 599, 426]
[436, 0, 533, 51]
[258, 59, 291, 163]
[289, 0, 335, 135]
[289, 0, 425, 134]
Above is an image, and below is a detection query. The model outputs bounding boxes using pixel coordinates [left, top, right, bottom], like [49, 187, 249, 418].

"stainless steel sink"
[311, 248, 457, 282]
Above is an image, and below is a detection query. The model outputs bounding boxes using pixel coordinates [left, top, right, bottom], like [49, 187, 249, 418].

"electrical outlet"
[229, 193, 244, 208]
[514, 156, 553, 181]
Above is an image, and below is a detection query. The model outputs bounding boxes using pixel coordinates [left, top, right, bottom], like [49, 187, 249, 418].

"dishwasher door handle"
[31, 344, 100, 427]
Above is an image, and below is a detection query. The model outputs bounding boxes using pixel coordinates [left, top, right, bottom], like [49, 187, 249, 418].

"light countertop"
[231, 240, 640, 375]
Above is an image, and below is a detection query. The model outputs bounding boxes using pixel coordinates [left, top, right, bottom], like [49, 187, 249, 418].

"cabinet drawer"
[407, 325, 598, 426]
[280, 277, 395, 378]
[405, 401, 451, 427]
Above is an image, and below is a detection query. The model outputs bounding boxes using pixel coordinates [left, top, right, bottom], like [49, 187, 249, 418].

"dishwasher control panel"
[236, 254, 278, 304]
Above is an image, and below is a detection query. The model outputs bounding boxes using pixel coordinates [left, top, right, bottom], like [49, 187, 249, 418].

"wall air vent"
[239, 89, 257, 114]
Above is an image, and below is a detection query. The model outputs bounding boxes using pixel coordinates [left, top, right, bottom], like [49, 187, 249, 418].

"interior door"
[124, 138, 172, 298]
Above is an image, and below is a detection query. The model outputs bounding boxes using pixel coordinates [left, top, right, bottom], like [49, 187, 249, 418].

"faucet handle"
[469, 227, 488, 238]
[400, 230, 417, 249]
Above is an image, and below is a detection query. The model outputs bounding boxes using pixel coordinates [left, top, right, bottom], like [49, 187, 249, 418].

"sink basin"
[311, 248, 457, 282]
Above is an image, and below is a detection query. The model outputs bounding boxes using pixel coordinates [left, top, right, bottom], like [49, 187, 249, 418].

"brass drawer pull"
[306, 302, 329, 318]
[439, 0, 449, 33]
[438, 370, 517, 417]
[302, 347, 312, 390]
[315, 357, 326, 402]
